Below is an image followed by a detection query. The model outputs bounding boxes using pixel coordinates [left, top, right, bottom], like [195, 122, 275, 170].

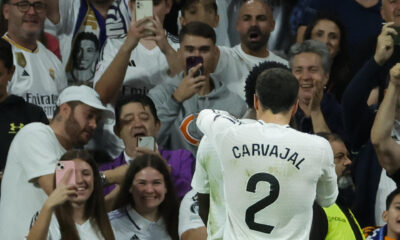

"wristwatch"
[99, 171, 108, 186]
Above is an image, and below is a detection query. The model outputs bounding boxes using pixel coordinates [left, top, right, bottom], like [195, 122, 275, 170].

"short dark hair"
[386, 188, 400, 210]
[114, 154, 179, 239]
[255, 68, 298, 114]
[315, 132, 343, 144]
[0, 38, 13, 70]
[303, 12, 347, 59]
[114, 94, 159, 131]
[245, 61, 288, 108]
[179, 21, 216, 44]
[181, 0, 218, 17]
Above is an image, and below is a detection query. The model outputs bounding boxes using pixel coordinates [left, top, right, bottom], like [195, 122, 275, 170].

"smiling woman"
[27, 150, 115, 240]
[109, 154, 179, 240]
[303, 13, 352, 102]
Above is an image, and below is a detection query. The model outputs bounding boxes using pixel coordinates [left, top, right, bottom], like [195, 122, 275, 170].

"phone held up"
[186, 56, 204, 78]
[136, 0, 153, 35]
[138, 136, 155, 151]
[55, 160, 76, 187]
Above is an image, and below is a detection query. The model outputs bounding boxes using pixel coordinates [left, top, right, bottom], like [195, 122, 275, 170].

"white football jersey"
[3, 34, 67, 118]
[196, 109, 338, 240]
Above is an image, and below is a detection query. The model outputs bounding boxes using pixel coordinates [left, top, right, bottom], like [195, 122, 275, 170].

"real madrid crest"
[16, 52, 26, 68]
[49, 68, 55, 80]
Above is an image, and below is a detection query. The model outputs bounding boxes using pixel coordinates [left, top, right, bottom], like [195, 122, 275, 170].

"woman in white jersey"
[109, 154, 179, 240]
[27, 150, 115, 240]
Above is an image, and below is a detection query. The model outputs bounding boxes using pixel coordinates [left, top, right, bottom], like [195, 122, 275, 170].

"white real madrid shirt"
[211, 44, 288, 100]
[196, 109, 338, 240]
[109, 206, 171, 240]
[3, 34, 67, 119]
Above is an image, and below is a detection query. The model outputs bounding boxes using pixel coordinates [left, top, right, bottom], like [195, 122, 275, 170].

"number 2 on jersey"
[245, 173, 280, 234]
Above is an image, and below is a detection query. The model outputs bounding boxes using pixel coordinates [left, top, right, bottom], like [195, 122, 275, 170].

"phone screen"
[186, 56, 204, 77]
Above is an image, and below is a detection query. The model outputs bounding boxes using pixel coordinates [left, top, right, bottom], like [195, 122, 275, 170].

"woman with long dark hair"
[27, 150, 115, 240]
[304, 13, 353, 103]
[109, 154, 179, 240]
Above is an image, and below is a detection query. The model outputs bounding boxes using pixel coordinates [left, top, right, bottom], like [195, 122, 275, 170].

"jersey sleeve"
[178, 189, 205, 237]
[191, 136, 212, 193]
[315, 139, 338, 207]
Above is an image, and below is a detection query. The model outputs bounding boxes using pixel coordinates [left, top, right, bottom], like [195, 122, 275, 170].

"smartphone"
[138, 136, 155, 150]
[55, 161, 76, 186]
[186, 56, 204, 77]
[391, 26, 400, 45]
[136, 0, 153, 21]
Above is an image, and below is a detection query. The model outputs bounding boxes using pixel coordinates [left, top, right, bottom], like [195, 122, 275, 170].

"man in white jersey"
[196, 68, 338, 239]
[371, 63, 400, 186]
[2, 0, 67, 119]
[45, 0, 131, 85]
[211, 0, 288, 99]
[0, 85, 121, 239]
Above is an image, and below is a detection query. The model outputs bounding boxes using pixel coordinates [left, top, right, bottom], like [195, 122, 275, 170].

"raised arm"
[46, 0, 60, 24]
[94, 17, 153, 104]
[342, 23, 396, 147]
[371, 63, 400, 175]
[27, 171, 76, 240]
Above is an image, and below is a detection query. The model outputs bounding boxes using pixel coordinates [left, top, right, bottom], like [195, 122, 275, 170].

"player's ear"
[253, 94, 259, 111]
[291, 99, 299, 116]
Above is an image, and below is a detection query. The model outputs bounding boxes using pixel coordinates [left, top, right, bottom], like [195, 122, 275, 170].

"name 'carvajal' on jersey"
[232, 143, 305, 170]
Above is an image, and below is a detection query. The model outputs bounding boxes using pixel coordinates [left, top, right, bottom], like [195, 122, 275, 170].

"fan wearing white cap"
[0, 85, 119, 239]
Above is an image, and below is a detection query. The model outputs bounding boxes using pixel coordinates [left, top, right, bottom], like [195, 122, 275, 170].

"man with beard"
[210, 0, 288, 100]
[311, 132, 364, 240]
[0, 85, 116, 239]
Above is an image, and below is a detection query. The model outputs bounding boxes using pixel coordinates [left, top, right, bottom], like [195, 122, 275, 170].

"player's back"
[207, 120, 337, 240]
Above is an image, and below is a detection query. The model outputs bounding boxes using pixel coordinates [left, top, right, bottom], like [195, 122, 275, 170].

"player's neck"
[257, 111, 291, 126]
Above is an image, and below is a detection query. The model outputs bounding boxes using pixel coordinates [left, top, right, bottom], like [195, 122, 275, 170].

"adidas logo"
[22, 70, 30, 76]
[130, 234, 139, 240]
[128, 59, 136, 67]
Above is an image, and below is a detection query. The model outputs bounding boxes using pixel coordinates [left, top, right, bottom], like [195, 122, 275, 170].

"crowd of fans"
[1, 0, 400, 239]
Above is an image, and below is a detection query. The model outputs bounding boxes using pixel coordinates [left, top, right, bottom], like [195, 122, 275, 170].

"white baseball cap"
[56, 85, 114, 123]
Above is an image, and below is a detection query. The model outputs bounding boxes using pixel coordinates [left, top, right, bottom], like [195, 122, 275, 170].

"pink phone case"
[55, 161, 76, 186]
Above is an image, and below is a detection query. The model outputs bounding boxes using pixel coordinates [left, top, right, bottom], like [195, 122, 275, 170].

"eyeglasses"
[10, 1, 47, 13]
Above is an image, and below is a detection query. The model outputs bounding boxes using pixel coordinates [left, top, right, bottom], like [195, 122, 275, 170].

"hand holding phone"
[55, 161, 76, 186]
[186, 56, 204, 78]
[138, 136, 155, 151]
[136, 0, 154, 36]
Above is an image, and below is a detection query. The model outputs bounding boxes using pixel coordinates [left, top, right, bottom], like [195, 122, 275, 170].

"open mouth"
[300, 83, 313, 89]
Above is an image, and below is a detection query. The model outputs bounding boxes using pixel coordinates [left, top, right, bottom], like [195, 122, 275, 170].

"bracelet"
[99, 171, 108, 186]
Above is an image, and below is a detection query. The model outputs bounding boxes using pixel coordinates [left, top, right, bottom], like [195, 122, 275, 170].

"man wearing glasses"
[2, 0, 67, 119]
